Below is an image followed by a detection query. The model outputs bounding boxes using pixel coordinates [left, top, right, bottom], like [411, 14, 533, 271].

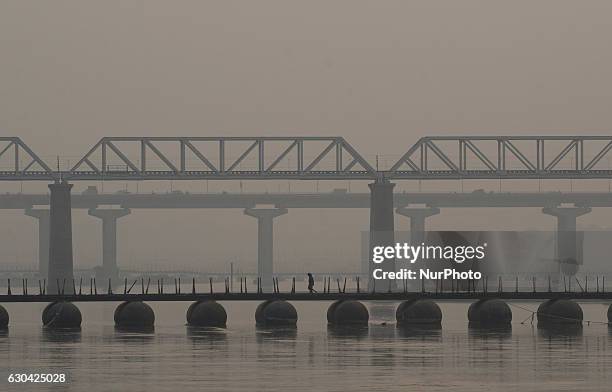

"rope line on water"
[507, 302, 610, 326]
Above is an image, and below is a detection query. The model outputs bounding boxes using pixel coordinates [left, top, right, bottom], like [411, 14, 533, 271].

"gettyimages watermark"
[371, 241, 487, 280]
[360, 230, 603, 283]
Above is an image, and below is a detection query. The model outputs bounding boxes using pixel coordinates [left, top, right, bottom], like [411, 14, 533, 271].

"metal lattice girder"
[387, 136, 612, 179]
[0, 137, 54, 180]
[66, 137, 377, 180]
[4, 135, 612, 181]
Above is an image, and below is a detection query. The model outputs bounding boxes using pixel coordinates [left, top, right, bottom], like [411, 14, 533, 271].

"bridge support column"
[88, 208, 131, 285]
[24, 208, 50, 279]
[395, 207, 440, 244]
[244, 207, 288, 292]
[542, 206, 591, 276]
[47, 181, 74, 294]
[369, 179, 396, 291]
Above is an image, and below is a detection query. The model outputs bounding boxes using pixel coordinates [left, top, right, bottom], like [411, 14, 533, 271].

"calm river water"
[1, 301, 612, 391]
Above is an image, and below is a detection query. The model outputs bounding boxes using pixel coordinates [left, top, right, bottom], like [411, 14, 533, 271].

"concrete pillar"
[396, 207, 440, 244]
[24, 208, 50, 278]
[244, 207, 288, 291]
[88, 208, 131, 284]
[542, 206, 591, 276]
[369, 179, 396, 291]
[48, 181, 74, 294]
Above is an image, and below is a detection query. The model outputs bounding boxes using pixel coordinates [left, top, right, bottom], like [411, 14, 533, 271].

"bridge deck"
[1, 291, 612, 302]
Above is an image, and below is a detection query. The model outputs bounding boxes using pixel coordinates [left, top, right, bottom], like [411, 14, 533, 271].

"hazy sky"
[2, 1, 612, 272]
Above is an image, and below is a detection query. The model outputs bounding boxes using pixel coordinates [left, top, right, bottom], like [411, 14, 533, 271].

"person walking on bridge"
[307, 273, 317, 293]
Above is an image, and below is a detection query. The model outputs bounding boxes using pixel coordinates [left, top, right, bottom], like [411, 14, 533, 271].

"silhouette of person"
[307, 273, 317, 293]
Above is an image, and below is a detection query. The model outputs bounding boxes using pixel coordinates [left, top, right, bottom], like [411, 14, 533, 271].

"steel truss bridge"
[2, 136, 612, 181]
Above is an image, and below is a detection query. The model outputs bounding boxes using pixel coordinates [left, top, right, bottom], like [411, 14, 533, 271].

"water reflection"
[368, 324, 397, 369]
[396, 325, 442, 340]
[42, 328, 82, 343]
[537, 324, 583, 339]
[327, 324, 369, 340]
[468, 325, 513, 340]
[396, 326, 444, 368]
[255, 326, 298, 369]
[255, 326, 298, 343]
[369, 323, 396, 340]
[40, 328, 81, 376]
[112, 326, 155, 343]
[114, 325, 155, 334]
[186, 326, 229, 364]
[367, 302, 397, 321]
[186, 326, 228, 343]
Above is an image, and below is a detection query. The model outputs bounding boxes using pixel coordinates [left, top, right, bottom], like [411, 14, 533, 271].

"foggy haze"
[2, 1, 612, 273]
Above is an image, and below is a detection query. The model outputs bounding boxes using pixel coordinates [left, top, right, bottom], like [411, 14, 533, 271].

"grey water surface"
[1, 301, 611, 392]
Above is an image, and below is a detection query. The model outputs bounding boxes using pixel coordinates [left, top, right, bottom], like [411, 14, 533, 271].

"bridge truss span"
[66, 136, 377, 180]
[387, 136, 612, 179]
[3, 135, 612, 181]
[0, 137, 54, 180]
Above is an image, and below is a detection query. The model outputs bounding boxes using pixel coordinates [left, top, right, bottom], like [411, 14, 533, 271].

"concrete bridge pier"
[395, 207, 440, 244]
[24, 208, 50, 279]
[88, 208, 131, 285]
[542, 206, 591, 276]
[244, 207, 288, 292]
[369, 179, 396, 291]
[47, 181, 74, 294]
[395, 207, 440, 291]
